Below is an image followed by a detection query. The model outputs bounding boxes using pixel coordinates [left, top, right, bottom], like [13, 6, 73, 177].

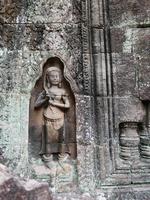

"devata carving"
[35, 66, 71, 161]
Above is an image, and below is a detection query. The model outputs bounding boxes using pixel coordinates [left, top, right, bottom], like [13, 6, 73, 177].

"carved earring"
[47, 82, 50, 88]
[46, 75, 50, 88]
[59, 82, 62, 88]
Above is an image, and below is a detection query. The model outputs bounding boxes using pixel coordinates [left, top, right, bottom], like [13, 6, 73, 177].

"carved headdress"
[46, 66, 61, 74]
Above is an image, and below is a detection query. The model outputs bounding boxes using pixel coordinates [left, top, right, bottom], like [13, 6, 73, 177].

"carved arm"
[34, 91, 49, 108]
[49, 95, 70, 108]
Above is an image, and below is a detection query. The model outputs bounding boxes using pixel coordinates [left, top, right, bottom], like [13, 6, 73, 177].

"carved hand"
[46, 93, 50, 99]
[49, 99, 55, 105]
[35, 91, 48, 108]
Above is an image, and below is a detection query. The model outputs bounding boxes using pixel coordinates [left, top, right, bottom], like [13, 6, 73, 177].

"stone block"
[110, 27, 150, 54]
[109, 0, 150, 27]
[110, 28, 126, 53]
[132, 28, 150, 100]
[111, 27, 150, 99]
[95, 97, 110, 143]
[23, 180, 51, 200]
[100, 185, 150, 200]
[76, 95, 95, 144]
[113, 96, 145, 123]
[0, 0, 81, 24]
[77, 144, 96, 192]
[0, 0, 24, 24]
[0, 163, 51, 200]
[112, 53, 137, 96]
[25, 0, 81, 24]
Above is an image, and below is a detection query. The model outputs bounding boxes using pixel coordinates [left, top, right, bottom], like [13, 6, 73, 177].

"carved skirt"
[39, 117, 69, 155]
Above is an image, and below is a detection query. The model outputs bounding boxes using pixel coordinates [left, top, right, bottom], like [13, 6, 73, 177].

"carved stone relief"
[29, 57, 77, 164]
[119, 122, 140, 161]
[140, 101, 150, 162]
[0, 0, 150, 197]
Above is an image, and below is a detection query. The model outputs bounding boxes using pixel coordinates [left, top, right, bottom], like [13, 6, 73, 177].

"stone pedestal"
[31, 158, 77, 193]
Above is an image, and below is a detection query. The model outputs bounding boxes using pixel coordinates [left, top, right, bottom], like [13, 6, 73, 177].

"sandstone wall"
[0, 0, 150, 199]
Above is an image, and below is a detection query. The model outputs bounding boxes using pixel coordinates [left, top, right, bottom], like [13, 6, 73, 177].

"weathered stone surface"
[23, 180, 51, 200]
[31, 158, 77, 193]
[111, 27, 150, 98]
[100, 185, 150, 200]
[113, 97, 145, 123]
[90, 0, 150, 194]
[52, 192, 95, 200]
[112, 53, 137, 96]
[0, 0, 150, 198]
[76, 95, 95, 145]
[132, 28, 150, 100]
[0, 163, 51, 200]
[0, 12, 82, 177]
[0, 0, 81, 24]
[109, 0, 150, 27]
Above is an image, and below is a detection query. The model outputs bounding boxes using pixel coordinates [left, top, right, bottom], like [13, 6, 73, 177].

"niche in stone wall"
[29, 57, 77, 163]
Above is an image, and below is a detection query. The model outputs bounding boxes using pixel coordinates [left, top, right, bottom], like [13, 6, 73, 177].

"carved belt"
[44, 116, 62, 122]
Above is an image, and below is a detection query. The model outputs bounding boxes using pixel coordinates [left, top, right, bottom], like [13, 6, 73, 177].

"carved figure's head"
[44, 67, 62, 89]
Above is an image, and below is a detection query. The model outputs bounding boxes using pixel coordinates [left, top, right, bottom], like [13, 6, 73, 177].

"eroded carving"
[35, 66, 71, 161]
[29, 57, 77, 164]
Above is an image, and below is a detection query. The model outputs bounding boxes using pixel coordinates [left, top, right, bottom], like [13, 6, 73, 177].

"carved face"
[48, 70, 61, 85]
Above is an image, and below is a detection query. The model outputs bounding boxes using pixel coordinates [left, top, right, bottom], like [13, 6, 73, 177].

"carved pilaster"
[81, 0, 93, 94]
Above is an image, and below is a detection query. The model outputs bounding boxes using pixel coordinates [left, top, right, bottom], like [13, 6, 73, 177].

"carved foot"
[42, 154, 53, 162]
[58, 153, 70, 162]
